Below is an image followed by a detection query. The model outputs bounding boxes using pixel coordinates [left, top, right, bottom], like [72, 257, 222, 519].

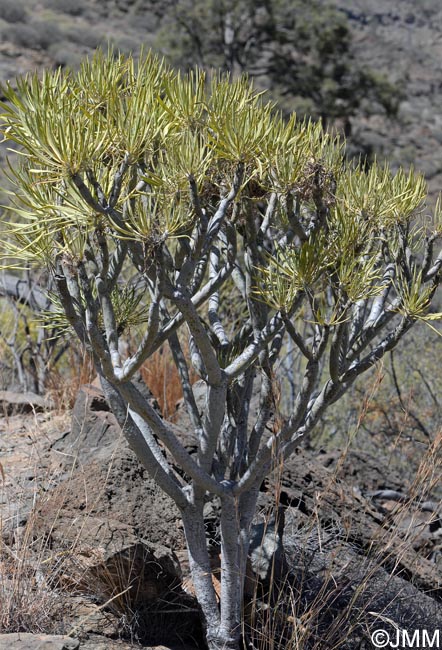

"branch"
[283, 314, 313, 360]
[224, 299, 304, 380]
[200, 382, 227, 474]
[172, 287, 224, 386]
[109, 152, 130, 208]
[200, 163, 244, 259]
[343, 316, 413, 384]
[176, 164, 243, 289]
[0, 273, 49, 311]
[117, 380, 225, 496]
[108, 240, 128, 292]
[329, 319, 348, 383]
[100, 376, 187, 508]
[424, 247, 442, 282]
[71, 172, 107, 215]
[364, 262, 396, 327]
[347, 300, 400, 363]
[168, 331, 204, 434]
[119, 285, 161, 381]
[248, 359, 274, 462]
[259, 192, 278, 236]
[76, 261, 114, 376]
[208, 246, 229, 346]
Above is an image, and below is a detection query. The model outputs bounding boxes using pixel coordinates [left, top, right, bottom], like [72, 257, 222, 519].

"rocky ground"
[1, 383, 441, 649]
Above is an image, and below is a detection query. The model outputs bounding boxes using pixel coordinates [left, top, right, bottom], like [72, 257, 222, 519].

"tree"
[151, 0, 402, 129]
[0, 270, 71, 393]
[0, 51, 441, 650]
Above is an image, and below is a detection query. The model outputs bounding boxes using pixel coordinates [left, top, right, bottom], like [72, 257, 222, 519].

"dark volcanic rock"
[51, 383, 121, 466]
[35, 443, 185, 552]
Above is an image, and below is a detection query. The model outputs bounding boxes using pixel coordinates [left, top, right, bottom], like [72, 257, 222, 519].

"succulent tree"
[1, 51, 441, 650]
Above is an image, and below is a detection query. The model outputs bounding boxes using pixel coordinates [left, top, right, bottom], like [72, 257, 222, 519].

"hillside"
[331, 0, 442, 197]
[0, 0, 441, 197]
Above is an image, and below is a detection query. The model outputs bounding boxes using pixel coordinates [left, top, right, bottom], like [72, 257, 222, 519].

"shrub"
[0, 0, 27, 24]
[63, 24, 105, 50]
[6, 21, 62, 51]
[41, 0, 86, 16]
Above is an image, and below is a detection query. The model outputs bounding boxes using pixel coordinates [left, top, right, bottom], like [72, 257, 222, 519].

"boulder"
[51, 383, 122, 467]
[52, 376, 163, 464]
[45, 379, 185, 549]
[36, 444, 185, 552]
[0, 390, 53, 415]
[280, 508, 442, 647]
[57, 536, 181, 611]
[0, 634, 79, 650]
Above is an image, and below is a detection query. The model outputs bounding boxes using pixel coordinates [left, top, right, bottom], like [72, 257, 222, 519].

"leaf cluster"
[0, 49, 440, 362]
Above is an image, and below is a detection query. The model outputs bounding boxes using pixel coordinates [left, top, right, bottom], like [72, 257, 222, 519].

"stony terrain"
[330, 0, 442, 199]
[1, 383, 441, 649]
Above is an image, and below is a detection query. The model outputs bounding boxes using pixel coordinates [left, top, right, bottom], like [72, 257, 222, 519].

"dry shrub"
[45, 347, 95, 412]
[0, 0, 27, 23]
[140, 342, 198, 420]
[41, 0, 86, 15]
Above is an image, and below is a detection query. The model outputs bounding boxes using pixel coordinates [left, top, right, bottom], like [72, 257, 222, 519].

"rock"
[52, 383, 122, 466]
[66, 597, 121, 638]
[0, 411, 69, 544]
[266, 448, 442, 593]
[53, 379, 162, 467]
[0, 391, 53, 415]
[248, 507, 288, 589]
[35, 444, 185, 552]
[49, 378, 178, 539]
[58, 538, 181, 610]
[0, 634, 79, 650]
[79, 635, 200, 650]
[249, 446, 442, 647]
[281, 508, 442, 646]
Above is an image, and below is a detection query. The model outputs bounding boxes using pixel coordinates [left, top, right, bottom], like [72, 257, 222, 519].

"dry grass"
[242, 428, 442, 650]
[44, 337, 191, 419]
[45, 347, 96, 413]
[0, 517, 69, 634]
[140, 342, 198, 420]
[0, 418, 70, 633]
[241, 364, 442, 650]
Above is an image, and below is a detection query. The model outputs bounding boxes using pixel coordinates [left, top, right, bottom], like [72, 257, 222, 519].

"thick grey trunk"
[219, 493, 241, 648]
[182, 486, 261, 650]
[181, 497, 222, 647]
